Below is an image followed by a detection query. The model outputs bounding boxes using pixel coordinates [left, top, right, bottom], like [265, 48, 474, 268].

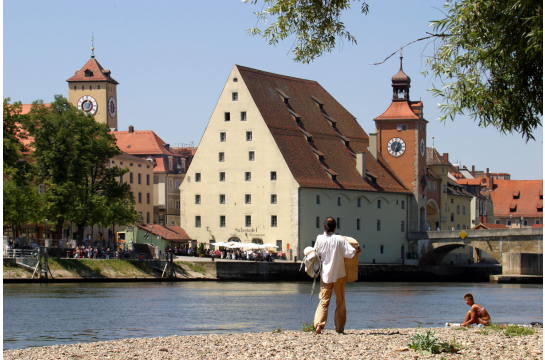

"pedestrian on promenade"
[313, 217, 359, 334]
[461, 293, 491, 326]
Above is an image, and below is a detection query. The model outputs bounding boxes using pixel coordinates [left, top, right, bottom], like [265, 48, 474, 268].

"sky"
[3, 0, 543, 180]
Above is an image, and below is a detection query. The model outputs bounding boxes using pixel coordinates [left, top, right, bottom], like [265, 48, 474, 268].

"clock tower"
[373, 54, 428, 232]
[67, 43, 119, 130]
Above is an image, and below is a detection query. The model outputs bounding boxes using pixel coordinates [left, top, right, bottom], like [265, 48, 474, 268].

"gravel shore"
[4, 327, 542, 359]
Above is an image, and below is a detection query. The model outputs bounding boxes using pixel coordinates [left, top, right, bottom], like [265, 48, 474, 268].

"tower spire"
[400, 46, 403, 70]
[91, 33, 95, 58]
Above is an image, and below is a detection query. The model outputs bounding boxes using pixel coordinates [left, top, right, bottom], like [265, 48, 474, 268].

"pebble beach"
[4, 327, 543, 360]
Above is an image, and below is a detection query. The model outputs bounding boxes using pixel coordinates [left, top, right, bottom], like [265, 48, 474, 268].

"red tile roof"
[136, 224, 192, 242]
[237, 65, 409, 193]
[374, 100, 420, 120]
[472, 223, 509, 229]
[66, 58, 119, 84]
[455, 179, 483, 186]
[111, 129, 176, 156]
[490, 180, 544, 218]
[426, 147, 449, 166]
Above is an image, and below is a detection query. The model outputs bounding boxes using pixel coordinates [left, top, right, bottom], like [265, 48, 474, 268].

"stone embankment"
[3, 327, 542, 359]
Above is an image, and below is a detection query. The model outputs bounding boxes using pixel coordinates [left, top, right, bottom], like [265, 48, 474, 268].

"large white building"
[180, 65, 420, 263]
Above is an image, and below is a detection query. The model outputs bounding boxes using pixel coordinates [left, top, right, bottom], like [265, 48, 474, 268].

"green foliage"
[179, 261, 206, 275]
[425, 0, 543, 141]
[198, 243, 205, 256]
[3, 98, 28, 171]
[272, 327, 282, 333]
[503, 325, 535, 337]
[301, 322, 316, 332]
[407, 330, 461, 355]
[245, 0, 369, 63]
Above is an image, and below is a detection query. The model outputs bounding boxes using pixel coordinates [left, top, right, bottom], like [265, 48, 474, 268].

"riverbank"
[3, 326, 542, 359]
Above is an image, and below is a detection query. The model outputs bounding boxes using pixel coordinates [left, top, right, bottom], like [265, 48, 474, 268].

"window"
[357, 198, 361, 207]
[451, 213, 454, 221]
[377, 219, 381, 231]
[377, 200, 381, 209]
[270, 171, 277, 181]
[462, 206, 466, 215]
[147, 193, 150, 204]
[246, 131, 252, 141]
[138, 173, 141, 184]
[245, 194, 251, 204]
[120, 174, 124, 183]
[146, 174, 150, 185]
[316, 195, 321, 205]
[130, 173, 133, 184]
[245, 172, 251, 181]
[219, 172, 226, 181]
[433, 182, 437, 192]
[138, 192, 142, 203]
[220, 132, 226, 142]
[175, 200, 180, 210]
[271, 215, 278, 227]
[535, 220, 541, 225]
[316, 216, 320, 228]
[451, 198, 454, 204]
[176, 180, 181, 188]
[232, 92, 238, 101]
[271, 194, 277, 204]
[219, 152, 225, 162]
[245, 215, 251, 227]
[357, 219, 361, 230]
[443, 185, 447, 193]
[380, 245, 384, 254]
[507, 219, 512, 226]
[169, 199, 173, 209]
[337, 197, 341, 206]
[523, 220, 528, 226]
[241, 111, 247, 121]
[401, 201, 405, 209]
[224, 112, 230, 121]
[169, 179, 173, 189]
[276, 240, 282, 251]
[219, 194, 226, 204]
[457, 205, 460, 214]
[249, 151, 255, 161]
[428, 182, 431, 191]
[445, 203, 448, 212]
[195, 195, 201, 204]
[401, 221, 405, 232]
[220, 216, 226, 227]
[195, 216, 201, 227]
[195, 173, 201, 182]
[146, 212, 150, 224]
[337, 218, 341, 229]
[456, 224, 461, 230]
[38, 184, 44, 194]
[168, 158, 173, 170]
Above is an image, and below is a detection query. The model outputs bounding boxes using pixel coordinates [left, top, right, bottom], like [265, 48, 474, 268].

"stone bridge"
[408, 228, 543, 266]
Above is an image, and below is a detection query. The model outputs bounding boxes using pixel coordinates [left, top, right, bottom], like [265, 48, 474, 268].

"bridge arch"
[418, 243, 501, 265]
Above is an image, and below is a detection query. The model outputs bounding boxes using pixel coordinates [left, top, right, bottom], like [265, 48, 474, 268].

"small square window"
[195, 195, 201, 204]
[195, 173, 201, 182]
[249, 151, 255, 161]
[241, 111, 247, 121]
[219, 152, 225, 162]
[130, 163, 133, 166]
[246, 131, 252, 141]
[271, 194, 277, 204]
[220, 216, 226, 227]
[220, 132, 226, 142]
[245, 215, 251, 227]
[224, 112, 231, 121]
[271, 215, 277, 227]
[270, 171, 277, 181]
[219, 194, 226, 204]
[245, 172, 251, 181]
[232, 92, 238, 101]
[219, 172, 226, 181]
[195, 216, 201, 228]
[245, 194, 251, 204]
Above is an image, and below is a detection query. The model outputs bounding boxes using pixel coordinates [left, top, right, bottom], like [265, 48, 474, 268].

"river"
[3, 281, 543, 350]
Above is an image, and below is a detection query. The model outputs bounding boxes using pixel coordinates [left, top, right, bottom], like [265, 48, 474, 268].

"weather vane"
[91, 33, 95, 58]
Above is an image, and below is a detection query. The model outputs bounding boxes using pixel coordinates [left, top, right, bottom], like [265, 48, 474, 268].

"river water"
[3, 281, 543, 350]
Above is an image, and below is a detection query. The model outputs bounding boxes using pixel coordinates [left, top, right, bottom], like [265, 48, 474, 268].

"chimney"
[356, 152, 366, 177]
[162, 143, 170, 151]
[486, 168, 489, 175]
[442, 153, 449, 163]
[369, 133, 378, 159]
[128, 125, 134, 134]
[472, 165, 475, 177]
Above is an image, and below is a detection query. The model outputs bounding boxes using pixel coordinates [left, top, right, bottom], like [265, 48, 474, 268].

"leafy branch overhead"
[245, 0, 369, 64]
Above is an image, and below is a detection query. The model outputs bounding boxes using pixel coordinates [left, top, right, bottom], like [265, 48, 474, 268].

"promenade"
[4, 327, 542, 359]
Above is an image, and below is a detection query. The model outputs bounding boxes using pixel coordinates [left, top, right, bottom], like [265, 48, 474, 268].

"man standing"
[313, 217, 359, 334]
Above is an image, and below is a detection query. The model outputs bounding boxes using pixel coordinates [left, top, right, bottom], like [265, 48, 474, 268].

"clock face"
[420, 139, 425, 157]
[108, 97, 117, 118]
[77, 95, 98, 115]
[387, 137, 406, 157]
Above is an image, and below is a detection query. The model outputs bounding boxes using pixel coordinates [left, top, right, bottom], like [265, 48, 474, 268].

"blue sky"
[3, 0, 543, 179]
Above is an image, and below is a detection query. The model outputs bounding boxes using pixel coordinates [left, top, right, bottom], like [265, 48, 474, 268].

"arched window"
[456, 224, 460, 230]
[457, 205, 460, 214]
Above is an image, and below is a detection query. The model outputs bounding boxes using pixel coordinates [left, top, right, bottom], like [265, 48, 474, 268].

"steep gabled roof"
[490, 179, 544, 218]
[111, 130, 175, 156]
[426, 147, 449, 166]
[136, 224, 192, 242]
[472, 223, 509, 230]
[237, 65, 409, 193]
[66, 58, 119, 84]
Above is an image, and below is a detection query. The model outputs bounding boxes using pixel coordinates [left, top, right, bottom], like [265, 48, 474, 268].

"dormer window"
[84, 69, 93, 78]
[276, 89, 289, 104]
[513, 190, 520, 199]
[310, 95, 324, 110]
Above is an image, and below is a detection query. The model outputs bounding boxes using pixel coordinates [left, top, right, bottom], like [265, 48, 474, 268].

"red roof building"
[489, 179, 543, 227]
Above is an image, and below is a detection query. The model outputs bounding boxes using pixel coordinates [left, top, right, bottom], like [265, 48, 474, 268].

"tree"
[425, 0, 542, 141]
[246, 0, 543, 140]
[245, 0, 369, 63]
[3, 98, 27, 170]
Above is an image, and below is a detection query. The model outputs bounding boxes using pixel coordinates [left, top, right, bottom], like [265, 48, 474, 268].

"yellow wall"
[68, 81, 118, 129]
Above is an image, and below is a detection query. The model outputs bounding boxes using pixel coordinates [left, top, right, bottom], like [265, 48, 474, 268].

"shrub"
[407, 330, 461, 355]
[301, 322, 316, 332]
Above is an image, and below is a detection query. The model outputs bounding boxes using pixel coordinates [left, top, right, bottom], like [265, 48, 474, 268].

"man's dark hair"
[324, 217, 337, 233]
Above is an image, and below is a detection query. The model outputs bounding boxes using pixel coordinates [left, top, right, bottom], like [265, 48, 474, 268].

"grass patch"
[48, 259, 156, 277]
[179, 261, 206, 275]
[452, 327, 468, 331]
[407, 330, 462, 355]
[302, 322, 315, 333]
[503, 325, 535, 337]
[173, 262, 188, 275]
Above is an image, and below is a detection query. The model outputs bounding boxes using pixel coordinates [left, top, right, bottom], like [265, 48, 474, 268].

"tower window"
[84, 69, 93, 78]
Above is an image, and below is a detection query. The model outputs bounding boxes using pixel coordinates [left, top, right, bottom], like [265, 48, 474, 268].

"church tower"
[66, 40, 119, 130]
[373, 54, 428, 232]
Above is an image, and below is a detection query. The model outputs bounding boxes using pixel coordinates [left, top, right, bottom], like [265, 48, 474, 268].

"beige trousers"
[313, 276, 347, 332]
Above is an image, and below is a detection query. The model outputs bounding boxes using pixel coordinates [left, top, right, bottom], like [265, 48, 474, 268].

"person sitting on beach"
[461, 293, 491, 326]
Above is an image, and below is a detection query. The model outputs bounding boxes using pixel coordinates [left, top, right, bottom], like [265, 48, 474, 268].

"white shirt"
[315, 232, 356, 283]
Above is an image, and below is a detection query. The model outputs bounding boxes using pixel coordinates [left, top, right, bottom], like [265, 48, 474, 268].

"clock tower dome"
[67, 43, 119, 130]
[373, 54, 428, 232]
